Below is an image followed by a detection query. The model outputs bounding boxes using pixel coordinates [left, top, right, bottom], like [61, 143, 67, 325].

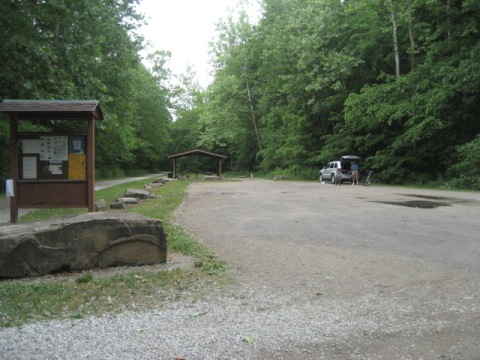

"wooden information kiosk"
[0, 100, 104, 223]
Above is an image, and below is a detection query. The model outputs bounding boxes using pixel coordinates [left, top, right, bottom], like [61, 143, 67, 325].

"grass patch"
[18, 177, 153, 223]
[0, 268, 205, 327]
[1, 178, 229, 327]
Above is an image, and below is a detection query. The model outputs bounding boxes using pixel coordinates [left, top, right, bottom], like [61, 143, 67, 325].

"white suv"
[319, 155, 361, 184]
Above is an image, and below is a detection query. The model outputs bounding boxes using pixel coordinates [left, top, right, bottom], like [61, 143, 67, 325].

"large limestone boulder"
[0, 212, 167, 279]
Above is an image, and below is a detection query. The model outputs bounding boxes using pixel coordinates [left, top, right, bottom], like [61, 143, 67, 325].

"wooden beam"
[87, 117, 95, 212]
[9, 114, 19, 223]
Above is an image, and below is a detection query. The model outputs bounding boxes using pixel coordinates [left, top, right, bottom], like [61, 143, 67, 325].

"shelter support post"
[172, 158, 176, 179]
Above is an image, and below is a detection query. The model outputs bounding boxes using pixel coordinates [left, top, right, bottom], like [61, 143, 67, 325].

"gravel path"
[1, 179, 479, 359]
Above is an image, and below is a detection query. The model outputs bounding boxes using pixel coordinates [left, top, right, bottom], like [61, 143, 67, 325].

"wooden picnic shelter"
[0, 99, 104, 223]
[168, 149, 227, 179]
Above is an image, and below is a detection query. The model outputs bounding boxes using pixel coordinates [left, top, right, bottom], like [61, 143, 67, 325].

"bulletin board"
[0, 99, 104, 223]
[19, 135, 86, 180]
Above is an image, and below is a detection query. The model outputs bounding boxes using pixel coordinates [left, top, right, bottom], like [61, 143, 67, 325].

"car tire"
[319, 174, 324, 182]
[331, 174, 336, 184]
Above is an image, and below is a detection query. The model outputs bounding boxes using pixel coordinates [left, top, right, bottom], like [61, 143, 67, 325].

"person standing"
[351, 162, 359, 185]
[335, 167, 342, 185]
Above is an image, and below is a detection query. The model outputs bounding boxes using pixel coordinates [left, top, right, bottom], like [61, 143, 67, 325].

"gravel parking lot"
[1, 179, 479, 359]
[174, 179, 480, 359]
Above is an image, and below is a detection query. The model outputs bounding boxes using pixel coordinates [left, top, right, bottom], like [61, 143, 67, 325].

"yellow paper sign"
[68, 154, 86, 180]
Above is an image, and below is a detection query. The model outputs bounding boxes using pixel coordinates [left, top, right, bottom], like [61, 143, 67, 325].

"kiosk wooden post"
[87, 117, 95, 212]
[9, 115, 19, 223]
[0, 100, 104, 223]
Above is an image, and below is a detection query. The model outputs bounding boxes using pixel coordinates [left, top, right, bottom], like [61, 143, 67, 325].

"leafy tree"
[198, 0, 480, 187]
[0, 0, 174, 179]
[448, 134, 480, 190]
[2, 0, 479, 187]
[199, 7, 261, 170]
[168, 66, 204, 159]
[255, 0, 362, 170]
[344, 0, 480, 183]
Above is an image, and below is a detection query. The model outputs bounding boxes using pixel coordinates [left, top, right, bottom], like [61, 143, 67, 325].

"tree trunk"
[408, 25, 415, 71]
[446, 0, 451, 40]
[246, 78, 263, 151]
[389, 1, 401, 78]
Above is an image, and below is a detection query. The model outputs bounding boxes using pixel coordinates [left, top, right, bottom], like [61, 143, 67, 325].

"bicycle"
[363, 170, 373, 186]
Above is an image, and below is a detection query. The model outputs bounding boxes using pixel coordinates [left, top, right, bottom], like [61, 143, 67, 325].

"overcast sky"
[135, 0, 261, 87]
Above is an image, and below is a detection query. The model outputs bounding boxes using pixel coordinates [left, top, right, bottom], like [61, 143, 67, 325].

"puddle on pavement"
[401, 194, 477, 206]
[372, 193, 477, 209]
[373, 200, 451, 209]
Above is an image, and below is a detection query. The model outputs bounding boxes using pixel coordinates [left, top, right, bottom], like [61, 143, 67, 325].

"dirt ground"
[174, 179, 480, 359]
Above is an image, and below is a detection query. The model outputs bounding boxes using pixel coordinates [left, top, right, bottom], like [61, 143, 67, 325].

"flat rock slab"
[125, 188, 155, 199]
[0, 212, 167, 278]
[116, 197, 139, 204]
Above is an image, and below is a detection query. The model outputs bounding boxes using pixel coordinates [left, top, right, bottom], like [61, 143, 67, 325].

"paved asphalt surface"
[0, 175, 155, 224]
[1, 178, 479, 358]
[174, 179, 480, 358]
[176, 179, 480, 273]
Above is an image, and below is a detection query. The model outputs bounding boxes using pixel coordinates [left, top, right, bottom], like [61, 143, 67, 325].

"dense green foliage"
[195, 0, 480, 188]
[1, 0, 479, 189]
[0, 0, 174, 184]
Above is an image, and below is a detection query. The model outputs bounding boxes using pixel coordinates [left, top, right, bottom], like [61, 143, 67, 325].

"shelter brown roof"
[0, 99, 104, 120]
[168, 149, 227, 160]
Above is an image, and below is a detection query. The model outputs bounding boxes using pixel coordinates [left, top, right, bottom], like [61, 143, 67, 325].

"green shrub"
[446, 135, 480, 191]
